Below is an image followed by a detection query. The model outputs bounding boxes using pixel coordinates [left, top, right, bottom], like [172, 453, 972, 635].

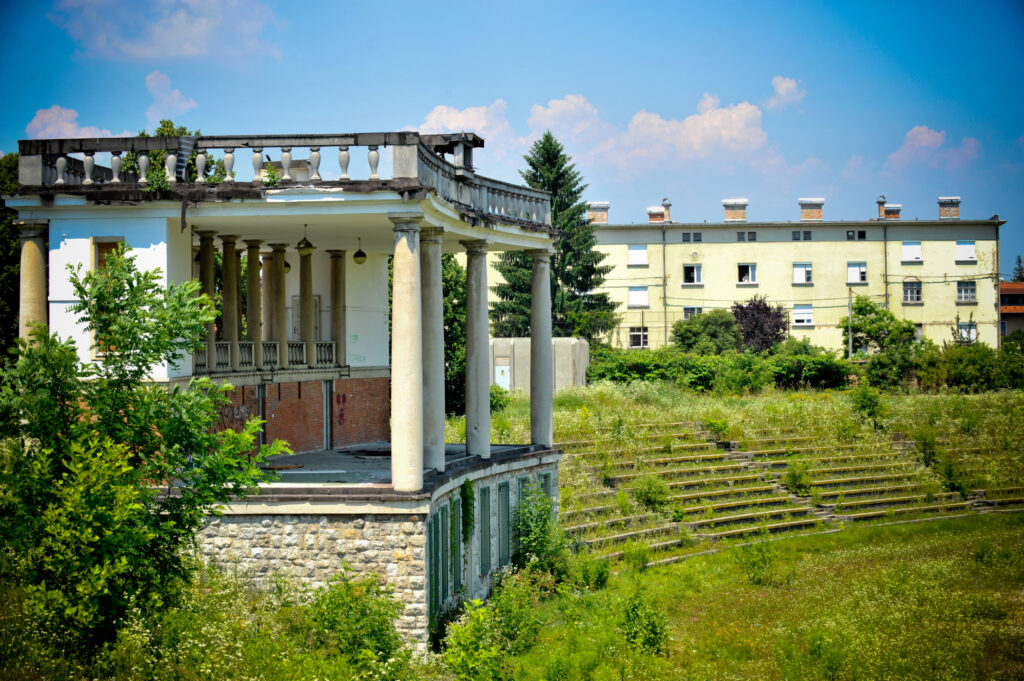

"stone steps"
[825, 492, 960, 512]
[809, 472, 923, 489]
[564, 512, 654, 535]
[807, 461, 918, 477]
[697, 517, 821, 540]
[610, 463, 748, 485]
[669, 484, 778, 504]
[840, 501, 971, 522]
[582, 522, 680, 549]
[686, 506, 813, 530]
[678, 494, 795, 516]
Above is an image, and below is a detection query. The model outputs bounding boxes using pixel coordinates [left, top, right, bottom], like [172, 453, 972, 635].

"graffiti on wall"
[218, 404, 252, 430]
[336, 393, 347, 427]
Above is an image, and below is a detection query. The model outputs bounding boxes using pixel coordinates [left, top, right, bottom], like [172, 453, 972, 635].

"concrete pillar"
[235, 250, 244, 342]
[17, 223, 48, 339]
[197, 231, 217, 369]
[327, 250, 347, 365]
[262, 252, 273, 358]
[298, 239, 315, 366]
[420, 228, 445, 472]
[463, 240, 490, 459]
[269, 244, 288, 368]
[221, 235, 240, 371]
[245, 239, 263, 369]
[390, 218, 424, 492]
[530, 250, 554, 448]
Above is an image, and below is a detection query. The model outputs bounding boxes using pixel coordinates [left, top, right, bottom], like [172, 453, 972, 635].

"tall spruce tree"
[1012, 255, 1024, 283]
[0, 153, 20, 367]
[491, 131, 615, 341]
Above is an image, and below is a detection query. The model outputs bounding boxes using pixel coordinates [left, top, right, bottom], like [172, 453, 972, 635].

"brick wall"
[724, 205, 747, 221]
[332, 376, 390, 447]
[218, 376, 391, 454]
[801, 206, 823, 220]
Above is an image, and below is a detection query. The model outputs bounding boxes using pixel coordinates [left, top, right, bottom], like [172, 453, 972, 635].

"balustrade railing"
[261, 342, 279, 369]
[238, 342, 254, 369]
[194, 348, 208, 372]
[214, 342, 231, 371]
[18, 132, 551, 228]
[287, 342, 307, 367]
[314, 342, 336, 367]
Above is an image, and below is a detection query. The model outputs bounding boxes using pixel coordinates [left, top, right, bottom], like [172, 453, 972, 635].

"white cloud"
[765, 76, 805, 110]
[49, 0, 279, 60]
[145, 71, 198, 124]
[840, 154, 869, 181]
[527, 94, 616, 147]
[887, 125, 980, 171]
[26, 105, 125, 138]
[416, 99, 525, 161]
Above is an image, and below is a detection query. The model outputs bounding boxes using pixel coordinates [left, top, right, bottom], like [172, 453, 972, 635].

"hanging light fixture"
[353, 237, 367, 265]
[296, 224, 314, 255]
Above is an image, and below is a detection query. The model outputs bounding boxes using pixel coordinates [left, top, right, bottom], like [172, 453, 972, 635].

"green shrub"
[735, 532, 783, 586]
[489, 570, 549, 654]
[671, 309, 740, 354]
[618, 590, 669, 654]
[489, 384, 511, 413]
[850, 383, 884, 425]
[442, 599, 504, 681]
[460, 479, 475, 544]
[570, 553, 611, 590]
[622, 540, 650, 573]
[308, 569, 406, 662]
[632, 475, 670, 512]
[513, 482, 567, 576]
[783, 461, 813, 496]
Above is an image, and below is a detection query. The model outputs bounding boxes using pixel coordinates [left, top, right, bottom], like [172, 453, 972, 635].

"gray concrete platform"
[263, 443, 534, 485]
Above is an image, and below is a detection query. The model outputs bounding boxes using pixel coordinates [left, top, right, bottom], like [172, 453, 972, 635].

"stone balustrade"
[17, 132, 552, 228]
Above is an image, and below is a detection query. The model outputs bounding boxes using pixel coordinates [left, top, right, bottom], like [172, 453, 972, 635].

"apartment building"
[591, 196, 1003, 351]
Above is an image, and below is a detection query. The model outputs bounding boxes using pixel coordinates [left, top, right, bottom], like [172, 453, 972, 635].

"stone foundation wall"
[199, 513, 428, 644]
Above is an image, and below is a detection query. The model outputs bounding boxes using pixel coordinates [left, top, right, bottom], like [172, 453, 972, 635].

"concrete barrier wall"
[489, 337, 588, 393]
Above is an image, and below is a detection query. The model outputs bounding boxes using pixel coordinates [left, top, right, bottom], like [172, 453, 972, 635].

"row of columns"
[195, 232, 345, 371]
[389, 216, 553, 493]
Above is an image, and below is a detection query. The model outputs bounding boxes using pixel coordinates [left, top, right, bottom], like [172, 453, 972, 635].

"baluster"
[368, 145, 380, 179]
[55, 156, 67, 185]
[195, 151, 206, 183]
[251, 148, 263, 183]
[280, 147, 292, 181]
[82, 152, 95, 185]
[165, 152, 177, 184]
[309, 147, 321, 181]
[138, 153, 149, 184]
[110, 151, 122, 183]
[223, 148, 234, 182]
[338, 146, 350, 180]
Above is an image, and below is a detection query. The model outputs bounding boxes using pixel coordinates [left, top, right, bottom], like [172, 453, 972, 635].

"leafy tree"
[731, 295, 788, 353]
[671, 309, 740, 354]
[491, 131, 616, 342]
[0, 245, 287, 651]
[837, 295, 916, 357]
[1012, 255, 1024, 283]
[442, 253, 468, 415]
[121, 119, 227, 189]
[0, 152, 19, 366]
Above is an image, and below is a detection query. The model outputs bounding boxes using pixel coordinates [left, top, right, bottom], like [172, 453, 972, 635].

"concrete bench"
[842, 501, 970, 521]
[669, 484, 777, 503]
[687, 506, 812, 529]
[699, 517, 820, 540]
[680, 494, 794, 516]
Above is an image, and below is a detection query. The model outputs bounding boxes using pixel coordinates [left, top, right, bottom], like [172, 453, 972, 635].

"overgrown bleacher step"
[564, 439, 718, 461]
[564, 512, 654, 535]
[808, 472, 924, 489]
[737, 435, 817, 448]
[685, 506, 813, 530]
[668, 472, 765, 490]
[823, 493, 960, 513]
[975, 488, 1024, 509]
[807, 461, 919, 477]
[815, 482, 925, 500]
[746, 443, 876, 460]
[839, 501, 972, 522]
[696, 517, 822, 541]
[598, 535, 695, 562]
[583, 451, 729, 473]
[581, 522, 680, 549]
[609, 463, 749, 485]
[668, 484, 777, 504]
[678, 494, 794, 516]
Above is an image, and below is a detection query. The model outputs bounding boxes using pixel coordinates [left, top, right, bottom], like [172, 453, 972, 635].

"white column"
[530, 250, 554, 448]
[463, 240, 490, 459]
[269, 244, 288, 368]
[245, 240, 263, 369]
[17, 223, 48, 339]
[390, 218, 424, 492]
[197, 231, 217, 369]
[327, 250, 347, 365]
[221, 235, 240, 371]
[421, 228, 445, 472]
[298, 239, 315, 366]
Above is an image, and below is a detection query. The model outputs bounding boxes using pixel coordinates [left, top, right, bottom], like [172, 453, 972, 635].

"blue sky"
[1, 0, 1022, 273]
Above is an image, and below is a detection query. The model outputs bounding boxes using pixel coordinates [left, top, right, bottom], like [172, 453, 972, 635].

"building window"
[902, 241, 923, 262]
[793, 304, 813, 326]
[451, 497, 462, 592]
[793, 263, 813, 284]
[914, 324, 923, 341]
[858, 230, 867, 240]
[803, 230, 812, 241]
[682, 232, 690, 242]
[440, 505, 450, 602]
[627, 286, 649, 308]
[1002, 321, 1007, 337]
[539, 472, 553, 498]
[693, 232, 702, 242]
[957, 280, 977, 302]
[956, 240, 976, 262]
[792, 230, 801, 241]
[683, 307, 702, 320]
[738, 263, 757, 283]
[959, 322, 977, 342]
[628, 327, 649, 349]
[903, 280, 922, 303]
[291, 295, 322, 340]
[847, 230, 855, 240]
[849, 230, 867, 240]
[748, 231, 757, 242]
[847, 262, 867, 283]
[627, 244, 648, 266]
[737, 231, 746, 242]
[479, 486, 491, 575]
[95, 240, 123, 270]
[683, 264, 702, 284]
[497, 482, 510, 567]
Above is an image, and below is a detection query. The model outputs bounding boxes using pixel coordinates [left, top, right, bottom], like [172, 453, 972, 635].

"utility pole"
[848, 287, 854, 358]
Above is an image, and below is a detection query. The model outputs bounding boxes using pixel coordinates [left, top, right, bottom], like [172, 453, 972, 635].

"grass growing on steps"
[502, 514, 1024, 681]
